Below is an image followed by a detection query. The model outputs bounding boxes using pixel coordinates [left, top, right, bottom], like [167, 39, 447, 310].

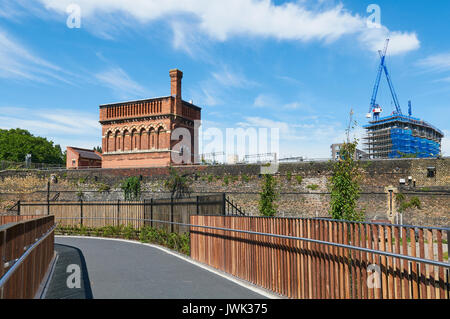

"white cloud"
[0, 106, 101, 149]
[35, 0, 419, 55]
[95, 67, 149, 99]
[358, 27, 420, 56]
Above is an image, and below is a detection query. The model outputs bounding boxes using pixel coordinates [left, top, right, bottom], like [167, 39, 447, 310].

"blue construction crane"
[367, 39, 403, 121]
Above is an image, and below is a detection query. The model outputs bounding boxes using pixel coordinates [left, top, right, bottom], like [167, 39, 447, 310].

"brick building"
[99, 69, 201, 168]
[66, 147, 102, 169]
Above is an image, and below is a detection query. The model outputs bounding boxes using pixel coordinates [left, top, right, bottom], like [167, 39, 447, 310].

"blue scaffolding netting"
[389, 128, 441, 158]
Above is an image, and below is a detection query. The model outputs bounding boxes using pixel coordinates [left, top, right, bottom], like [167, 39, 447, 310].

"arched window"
[157, 127, 164, 149]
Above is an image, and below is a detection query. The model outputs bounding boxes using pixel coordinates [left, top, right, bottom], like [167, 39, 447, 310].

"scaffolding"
[363, 115, 443, 159]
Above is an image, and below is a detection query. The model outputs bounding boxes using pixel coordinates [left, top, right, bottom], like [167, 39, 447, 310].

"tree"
[0, 128, 64, 164]
[93, 146, 102, 153]
[164, 168, 192, 199]
[258, 174, 278, 217]
[329, 140, 364, 221]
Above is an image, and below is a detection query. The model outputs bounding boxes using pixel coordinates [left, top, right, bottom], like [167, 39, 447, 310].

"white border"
[55, 235, 283, 299]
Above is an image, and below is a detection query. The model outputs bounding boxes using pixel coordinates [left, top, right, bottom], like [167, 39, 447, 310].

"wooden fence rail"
[0, 216, 55, 299]
[190, 215, 450, 299]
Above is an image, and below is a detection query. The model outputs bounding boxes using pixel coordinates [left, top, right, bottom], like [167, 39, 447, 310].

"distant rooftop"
[67, 147, 102, 160]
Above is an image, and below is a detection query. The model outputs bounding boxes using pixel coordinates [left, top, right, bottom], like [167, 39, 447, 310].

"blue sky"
[0, 0, 449, 160]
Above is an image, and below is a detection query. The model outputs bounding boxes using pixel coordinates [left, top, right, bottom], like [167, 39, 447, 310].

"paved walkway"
[44, 236, 269, 299]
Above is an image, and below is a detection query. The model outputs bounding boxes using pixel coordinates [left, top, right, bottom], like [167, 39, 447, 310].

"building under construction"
[363, 114, 443, 158]
[362, 39, 444, 159]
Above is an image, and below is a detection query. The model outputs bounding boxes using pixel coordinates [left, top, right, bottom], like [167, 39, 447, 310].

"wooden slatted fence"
[0, 216, 54, 299]
[18, 194, 226, 233]
[190, 215, 449, 299]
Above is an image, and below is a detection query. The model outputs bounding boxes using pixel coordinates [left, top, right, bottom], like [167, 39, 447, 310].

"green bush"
[286, 171, 292, 181]
[97, 182, 111, 193]
[258, 174, 278, 216]
[295, 175, 303, 184]
[121, 176, 141, 200]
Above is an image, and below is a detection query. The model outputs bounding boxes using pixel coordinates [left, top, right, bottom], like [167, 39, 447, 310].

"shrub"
[241, 174, 250, 183]
[164, 168, 192, 198]
[121, 176, 141, 201]
[306, 184, 319, 191]
[286, 171, 292, 181]
[329, 141, 364, 222]
[258, 174, 278, 216]
[295, 175, 303, 184]
[97, 182, 111, 193]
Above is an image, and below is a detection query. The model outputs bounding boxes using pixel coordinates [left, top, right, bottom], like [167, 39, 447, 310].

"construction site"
[362, 39, 444, 159]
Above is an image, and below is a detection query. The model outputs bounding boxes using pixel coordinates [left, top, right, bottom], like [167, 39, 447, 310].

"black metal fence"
[12, 193, 245, 234]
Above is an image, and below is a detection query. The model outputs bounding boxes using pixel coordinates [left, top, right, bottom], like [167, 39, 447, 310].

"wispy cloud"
[235, 115, 350, 158]
[253, 93, 313, 111]
[417, 53, 450, 72]
[0, 106, 101, 149]
[95, 67, 149, 100]
[0, 28, 73, 84]
[32, 0, 419, 55]
[211, 66, 258, 88]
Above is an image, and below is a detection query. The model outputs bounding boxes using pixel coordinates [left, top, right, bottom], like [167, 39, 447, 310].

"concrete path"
[45, 236, 270, 299]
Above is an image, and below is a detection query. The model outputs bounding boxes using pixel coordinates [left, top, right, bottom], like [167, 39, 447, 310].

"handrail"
[54, 216, 450, 269]
[0, 224, 56, 289]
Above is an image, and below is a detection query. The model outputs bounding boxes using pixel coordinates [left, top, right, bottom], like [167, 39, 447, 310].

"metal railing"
[52, 215, 450, 269]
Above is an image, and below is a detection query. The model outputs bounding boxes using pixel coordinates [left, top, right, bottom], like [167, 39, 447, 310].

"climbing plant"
[164, 167, 191, 198]
[329, 140, 364, 221]
[121, 176, 141, 201]
[258, 174, 278, 217]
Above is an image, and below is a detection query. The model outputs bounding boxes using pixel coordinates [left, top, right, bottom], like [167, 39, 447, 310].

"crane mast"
[367, 39, 403, 121]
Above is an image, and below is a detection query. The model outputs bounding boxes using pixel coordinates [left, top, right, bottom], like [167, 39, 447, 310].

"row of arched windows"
[105, 127, 167, 153]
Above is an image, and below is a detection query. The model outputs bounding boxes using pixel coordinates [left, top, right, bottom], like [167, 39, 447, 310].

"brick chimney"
[169, 69, 183, 99]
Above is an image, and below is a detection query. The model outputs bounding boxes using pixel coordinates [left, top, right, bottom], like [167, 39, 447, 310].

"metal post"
[196, 196, 199, 215]
[143, 199, 146, 228]
[80, 199, 83, 227]
[17, 200, 20, 216]
[117, 199, 120, 227]
[170, 196, 174, 233]
[150, 198, 153, 228]
[222, 193, 226, 216]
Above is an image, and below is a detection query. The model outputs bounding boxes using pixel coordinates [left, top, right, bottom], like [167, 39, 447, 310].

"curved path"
[44, 236, 273, 299]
